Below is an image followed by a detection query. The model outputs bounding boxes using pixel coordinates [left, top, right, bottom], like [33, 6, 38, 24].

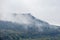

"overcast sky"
[0, 0, 60, 26]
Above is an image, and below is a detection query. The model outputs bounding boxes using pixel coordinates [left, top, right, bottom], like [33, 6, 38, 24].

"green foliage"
[0, 30, 60, 40]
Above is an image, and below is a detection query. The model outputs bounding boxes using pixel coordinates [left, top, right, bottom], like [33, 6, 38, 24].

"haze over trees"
[0, 14, 60, 40]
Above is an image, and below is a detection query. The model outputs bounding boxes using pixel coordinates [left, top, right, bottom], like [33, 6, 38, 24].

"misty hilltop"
[0, 13, 60, 40]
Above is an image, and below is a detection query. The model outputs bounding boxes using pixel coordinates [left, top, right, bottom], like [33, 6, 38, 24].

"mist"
[0, 0, 60, 26]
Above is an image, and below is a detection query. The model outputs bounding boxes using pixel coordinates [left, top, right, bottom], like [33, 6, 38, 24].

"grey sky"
[0, 0, 60, 26]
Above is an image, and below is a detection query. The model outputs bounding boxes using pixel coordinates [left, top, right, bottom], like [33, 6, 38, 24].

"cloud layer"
[0, 0, 60, 25]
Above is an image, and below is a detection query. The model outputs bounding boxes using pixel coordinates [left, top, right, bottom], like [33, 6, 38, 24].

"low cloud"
[0, 0, 60, 25]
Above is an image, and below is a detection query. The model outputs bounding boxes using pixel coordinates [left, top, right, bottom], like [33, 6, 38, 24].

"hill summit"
[0, 13, 60, 40]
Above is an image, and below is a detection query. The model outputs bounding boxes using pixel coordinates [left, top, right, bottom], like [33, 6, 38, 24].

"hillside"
[0, 14, 60, 40]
